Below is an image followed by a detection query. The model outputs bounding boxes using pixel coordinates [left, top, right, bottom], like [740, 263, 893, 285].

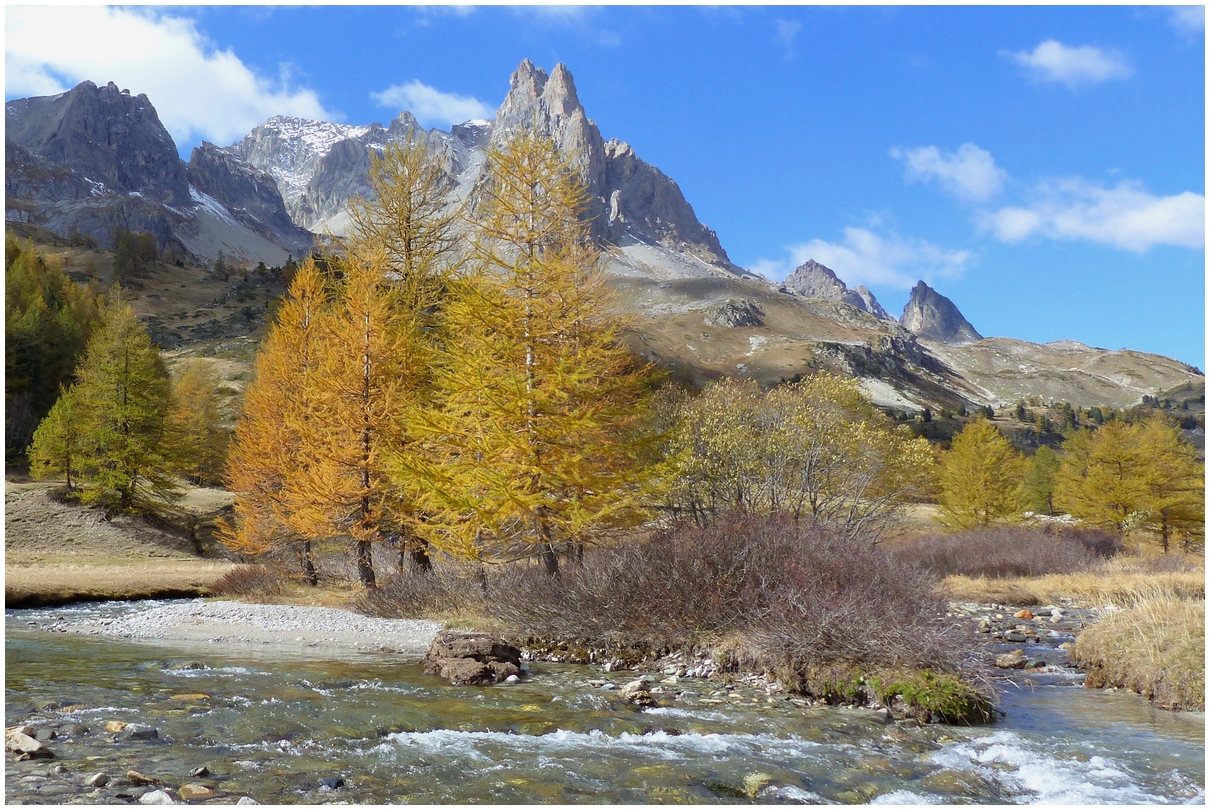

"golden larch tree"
[221, 258, 329, 584]
[938, 417, 1025, 528]
[402, 128, 652, 573]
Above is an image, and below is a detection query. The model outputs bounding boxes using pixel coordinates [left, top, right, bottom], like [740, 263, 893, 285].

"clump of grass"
[211, 564, 287, 598]
[1071, 593, 1205, 711]
[941, 553, 1204, 607]
[356, 513, 994, 723]
[890, 526, 1112, 580]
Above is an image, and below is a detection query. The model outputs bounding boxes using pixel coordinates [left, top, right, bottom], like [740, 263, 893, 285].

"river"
[5, 600, 1205, 804]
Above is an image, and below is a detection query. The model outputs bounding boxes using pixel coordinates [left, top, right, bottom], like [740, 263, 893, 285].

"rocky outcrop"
[230, 60, 736, 269]
[422, 631, 523, 685]
[704, 298, 764, 327]
[5, 81, 308, 265]
[782, 260, 890, 320]
[6, 81, 190, 207]
[900, 280, 982, 345]
[186, 143, 312, 253]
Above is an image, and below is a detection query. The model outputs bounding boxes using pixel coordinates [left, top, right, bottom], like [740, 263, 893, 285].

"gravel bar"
[19, 599, 443, 659]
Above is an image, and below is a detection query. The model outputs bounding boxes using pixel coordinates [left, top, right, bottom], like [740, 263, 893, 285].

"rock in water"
[743, 772, 776, 798]
[119, 724, 159, 741]
[995, 650, 1029, 669]
[620, 679, 660, 708]
[178, 784, 216, 800]
[318, 777, 345, 790]
[422, 631, 523, 685]
[138, 789, 175, 805]
[236, 797, 260, 805]
[127, 770, 163, 786]
[5, 731, 53, 759]
[85, 772, 109, 788]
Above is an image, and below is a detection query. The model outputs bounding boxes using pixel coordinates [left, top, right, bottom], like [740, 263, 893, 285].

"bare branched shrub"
[892, 527, 1106, 579]
[211, 564, 287, 598]
[485, 513, 981, 678]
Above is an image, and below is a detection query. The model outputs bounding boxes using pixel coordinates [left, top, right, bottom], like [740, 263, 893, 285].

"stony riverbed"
[6, 599, 1205, 804]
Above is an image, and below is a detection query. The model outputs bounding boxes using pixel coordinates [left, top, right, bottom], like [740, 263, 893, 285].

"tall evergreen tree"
[402, 129, 652, 573]
[28, 293, 176, 509]
[168, 358, 229, 485]
[938, 418, 1025, 527]
[221, 259, 329, 583]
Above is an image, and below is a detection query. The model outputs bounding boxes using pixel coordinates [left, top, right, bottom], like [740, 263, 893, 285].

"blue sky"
[6, 5, 1206, 369]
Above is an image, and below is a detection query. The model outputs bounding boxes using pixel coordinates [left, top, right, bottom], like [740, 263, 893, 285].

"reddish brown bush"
[891, 526, 1110, 579]
[211, 564, 287, 598]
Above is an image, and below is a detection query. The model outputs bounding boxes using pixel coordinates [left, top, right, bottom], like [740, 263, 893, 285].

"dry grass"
[4, 479, 236, 606]
[941, 553, 1205, 607]
[5, 561, 235, 607]
[1070, 593, 1206, 711]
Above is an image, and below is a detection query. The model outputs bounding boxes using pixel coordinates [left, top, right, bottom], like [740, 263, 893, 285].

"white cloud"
[889, 143, 1007, 202]
[5, 6, 335, 149]
[750, 227, 972, 287]
[774, 19, 802, 58]
[979, 178, 1205, 252]
[1005, 40, 1132, 87]
[371, 80, 493, 127]
[1168, 5, 1205, 35]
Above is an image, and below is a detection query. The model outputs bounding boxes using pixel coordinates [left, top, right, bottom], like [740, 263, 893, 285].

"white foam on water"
[930, 730, 1191, 804]
[368, 727, 827, 766]
[644, 706, 738, 723]
[776, 785, 826, 803]
[870, 789, 946, 804]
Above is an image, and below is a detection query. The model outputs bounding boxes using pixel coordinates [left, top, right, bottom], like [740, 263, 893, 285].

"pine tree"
[938, 418, 1025, 527]
[1054, 422, 1145, 534]
[1136, 418, 1204, 552]
[1056, 419, 1204, 550]
[39, 293, 176, 509]
[221, 259, 329, 583]
[345, 132, 461, 573]
[168, 358, 228, 485]
[1021, 444, 1060, 515]
[27, 387, 84, 490]
[291, 250, 421, 589]
[402, 128, 652, 573]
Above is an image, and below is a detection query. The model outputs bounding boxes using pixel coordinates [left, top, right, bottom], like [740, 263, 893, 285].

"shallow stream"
[5, 601, 1205, 804]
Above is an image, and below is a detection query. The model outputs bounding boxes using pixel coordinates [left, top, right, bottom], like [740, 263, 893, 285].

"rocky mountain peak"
[782, 260, 890, 320]
[5, 79, 190, 207]
[900, 280, 982, 345]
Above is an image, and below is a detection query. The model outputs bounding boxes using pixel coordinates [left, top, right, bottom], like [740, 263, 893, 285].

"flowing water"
[5, 601, 1205, 805]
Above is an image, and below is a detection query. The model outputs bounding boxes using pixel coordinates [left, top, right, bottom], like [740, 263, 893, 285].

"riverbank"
[4, 481, 236, 607]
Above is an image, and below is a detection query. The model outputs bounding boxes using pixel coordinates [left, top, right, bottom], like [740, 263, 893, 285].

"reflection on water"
[5, 606, 1205, 805]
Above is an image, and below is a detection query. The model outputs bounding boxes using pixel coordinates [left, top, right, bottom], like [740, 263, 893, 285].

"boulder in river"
[620, 678, 659, 707]
[422, 632, 523, 685]
[995, 650, 1029, 669]
[178, 783, 216, 800]
[5, 731, 53, 760]
[138, 789, 176, 804]
[119, 724, 159, 741]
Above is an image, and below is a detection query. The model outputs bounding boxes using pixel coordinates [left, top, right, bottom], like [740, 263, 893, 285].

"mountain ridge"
[4, 61, 1201, 412]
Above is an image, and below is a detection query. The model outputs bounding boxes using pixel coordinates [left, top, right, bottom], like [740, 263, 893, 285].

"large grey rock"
[900, 280, 982, 345]
[6, 80, 190, 206]
[422, 631, 523, 685]
[186, 143, 312, 254]
[782, 260, 890, 320]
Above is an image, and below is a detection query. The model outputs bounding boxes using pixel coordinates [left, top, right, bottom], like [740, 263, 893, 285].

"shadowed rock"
[422, 631, 523, 685]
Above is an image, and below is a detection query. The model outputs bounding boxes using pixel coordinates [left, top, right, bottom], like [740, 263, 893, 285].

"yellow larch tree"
[937, 417, 1025, 528]
[167, 358, 228, 485]
[291, 248, 422, 589]
[402, 128, 652, 574]
[221, 258, 329, 584]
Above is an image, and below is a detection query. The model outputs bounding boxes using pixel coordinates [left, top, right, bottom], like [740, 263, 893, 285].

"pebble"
[138, 789, 176, 804]
[236, 797, 260, 805]
[178, 783, 216, 800]
[85, 772, 109, 788]
[318, 776, 345, 790]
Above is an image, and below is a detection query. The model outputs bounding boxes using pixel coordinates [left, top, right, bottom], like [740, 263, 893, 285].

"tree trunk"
[540, 543, 559, 576]
[356, 540, 377, 589]
[1161, 516, 1170, 554]
[300, 539, 318, 586]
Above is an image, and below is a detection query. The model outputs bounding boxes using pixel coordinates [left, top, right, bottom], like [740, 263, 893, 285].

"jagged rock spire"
[900, 280, 982, 344]
[782, 259, 891, 320]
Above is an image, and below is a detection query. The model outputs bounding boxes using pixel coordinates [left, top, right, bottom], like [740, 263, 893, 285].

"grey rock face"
[6, 81, 189, 207]
[186, 143, 313, 253]
[900, 280, 982, 345]
[782, 260, 891, 320]
[230, 60, 735, 270]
